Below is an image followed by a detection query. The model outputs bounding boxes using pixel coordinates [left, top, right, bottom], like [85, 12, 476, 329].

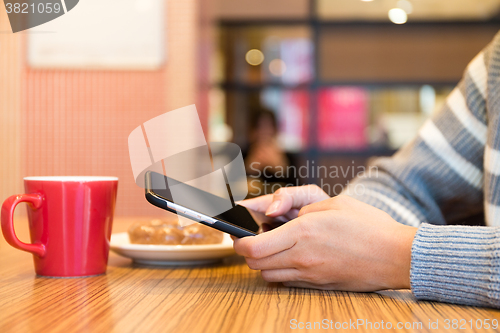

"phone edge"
[144, 186, 256, 238]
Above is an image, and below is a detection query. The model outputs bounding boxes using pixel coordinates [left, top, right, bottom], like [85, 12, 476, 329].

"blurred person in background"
[244, 109, 297, 197]
[234, 32, 500, 308]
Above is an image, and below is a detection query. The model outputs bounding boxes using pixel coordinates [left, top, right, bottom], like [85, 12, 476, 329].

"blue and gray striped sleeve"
[411, 223, 500, 308]
[345, 45, 489, 226]
[343, 34, 500, 307]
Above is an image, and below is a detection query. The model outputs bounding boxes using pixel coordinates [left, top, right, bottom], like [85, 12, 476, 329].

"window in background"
[212, 0, 500, 190]
[261, 88, 309, 152]
[318, 87, 369, 151]
[316, 85, 452, 151]
[261, 37, 313, 85]
[220, 26, 312, 85]
[216, 25, 313, 151]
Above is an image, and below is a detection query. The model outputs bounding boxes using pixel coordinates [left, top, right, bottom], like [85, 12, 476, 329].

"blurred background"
[1, 0, 500, 217]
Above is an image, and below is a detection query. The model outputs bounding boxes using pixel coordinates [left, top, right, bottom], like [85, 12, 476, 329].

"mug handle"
[1, 194, 46, 257]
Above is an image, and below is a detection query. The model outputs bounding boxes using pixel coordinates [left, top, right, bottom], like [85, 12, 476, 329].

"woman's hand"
[233, 195, 417, 292]
[238, 185, 330, 222]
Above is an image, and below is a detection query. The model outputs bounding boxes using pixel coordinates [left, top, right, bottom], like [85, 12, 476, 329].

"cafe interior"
[1, 0, 500, 332]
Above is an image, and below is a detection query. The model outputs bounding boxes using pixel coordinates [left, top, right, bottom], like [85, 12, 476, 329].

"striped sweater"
[345, 31, 500, 308]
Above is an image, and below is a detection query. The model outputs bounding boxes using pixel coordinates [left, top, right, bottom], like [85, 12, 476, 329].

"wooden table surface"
[1, 217, 500, 333]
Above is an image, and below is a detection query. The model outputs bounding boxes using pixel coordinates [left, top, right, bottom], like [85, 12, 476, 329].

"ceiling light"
[388, 8, 407, 24]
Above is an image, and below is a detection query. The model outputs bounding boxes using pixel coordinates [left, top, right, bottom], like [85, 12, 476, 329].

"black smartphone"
[145, 171, 281, 238]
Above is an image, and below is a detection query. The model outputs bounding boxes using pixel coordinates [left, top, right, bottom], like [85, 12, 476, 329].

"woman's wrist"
[391, 225, 418, 289]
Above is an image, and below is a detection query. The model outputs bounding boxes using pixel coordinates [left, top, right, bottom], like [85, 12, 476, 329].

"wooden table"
[1, 218, 500, 333]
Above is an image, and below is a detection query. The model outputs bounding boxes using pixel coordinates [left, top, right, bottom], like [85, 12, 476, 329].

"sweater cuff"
[410, 223, 500, 308]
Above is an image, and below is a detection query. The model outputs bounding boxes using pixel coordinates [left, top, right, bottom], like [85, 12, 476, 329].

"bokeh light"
[388, 8, 408, 24]
[245, 49, 265, 66]
[269, 59, 287, 76]
[397, 0, 413, 14]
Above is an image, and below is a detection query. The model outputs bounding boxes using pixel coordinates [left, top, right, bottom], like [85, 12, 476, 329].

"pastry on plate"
[128, 219, 224, 245]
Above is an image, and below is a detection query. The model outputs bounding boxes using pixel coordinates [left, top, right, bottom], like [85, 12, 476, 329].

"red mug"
[1, 176, 118, 277]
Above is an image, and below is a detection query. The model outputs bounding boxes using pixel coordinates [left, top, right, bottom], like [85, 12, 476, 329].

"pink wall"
[22, 70, 170, 216]
[0, 0, 208, 217]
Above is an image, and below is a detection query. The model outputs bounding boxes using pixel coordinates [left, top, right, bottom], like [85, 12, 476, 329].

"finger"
[298, 195, 351, 217]
[266, 185, 330, 217]
[239, 198, 289, 229]
[297, 200, 334, 217]
[283, 208, 301, 221]
[245, 250, 294, 270]
[261, 268, 301, 283]
[237, 195, 273, 213]
[233, 222, 297, 259]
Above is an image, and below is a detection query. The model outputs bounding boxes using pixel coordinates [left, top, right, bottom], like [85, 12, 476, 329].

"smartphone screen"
[146, 171, 265, 235]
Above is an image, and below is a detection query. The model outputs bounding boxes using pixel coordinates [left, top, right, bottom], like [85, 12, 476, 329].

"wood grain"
[0, 218, 499, 333]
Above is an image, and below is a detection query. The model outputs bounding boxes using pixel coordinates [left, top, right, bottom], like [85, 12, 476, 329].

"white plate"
[110, 232, 236, 266]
